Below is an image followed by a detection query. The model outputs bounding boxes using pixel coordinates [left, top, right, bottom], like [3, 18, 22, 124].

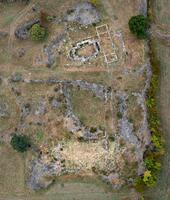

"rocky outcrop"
[15, 19, 39, 40]
[64, 2, 101, 25]
[25, 78, 111, 101]
[43, 33, 66, 68]
[35, 97, 46, 116]
[27, 144, 64, 190]
[27, 159, 62, 190]
[0, 103, 9, 118]
[0, 31, 8, 39]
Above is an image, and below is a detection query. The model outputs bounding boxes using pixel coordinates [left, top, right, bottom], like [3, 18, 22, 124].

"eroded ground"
[0, 0, 151, 196]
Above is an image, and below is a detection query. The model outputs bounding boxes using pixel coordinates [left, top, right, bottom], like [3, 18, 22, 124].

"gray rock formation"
[64, 2, 101, 25]
[0, 31, 8, 39]
[27, 158, 62, 190]
[43, 33, 66, 68]
[21, 103, 31, 118]
[27, 144, 63, 190]
[0, 103, 9, 118]
[35, 98, 46, 116]
[15, 19, 39, 40]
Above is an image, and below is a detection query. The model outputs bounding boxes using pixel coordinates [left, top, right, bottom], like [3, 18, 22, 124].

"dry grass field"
[0, 0, 163, 199]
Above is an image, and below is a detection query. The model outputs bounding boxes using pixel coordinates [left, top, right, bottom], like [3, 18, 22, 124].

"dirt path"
[8, 2, 36, 49]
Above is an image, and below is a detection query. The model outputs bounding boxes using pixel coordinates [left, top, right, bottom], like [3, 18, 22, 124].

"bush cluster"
[134, 42, 164, 189]
[30, 24, 47, 41]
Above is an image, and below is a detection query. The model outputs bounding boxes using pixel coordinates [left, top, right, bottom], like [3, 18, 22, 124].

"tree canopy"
[128, 15, 149, 39]
[10, 134, 31, 152]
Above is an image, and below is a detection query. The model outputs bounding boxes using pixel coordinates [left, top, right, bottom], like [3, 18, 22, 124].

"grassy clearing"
[0, 50, 12, 65]
[0, 144, 25, 195]
[0, 85, 19, 133]
[0, 2, 25, 28]
[2, 15, 15, 27]
[70, 88, 106, 128]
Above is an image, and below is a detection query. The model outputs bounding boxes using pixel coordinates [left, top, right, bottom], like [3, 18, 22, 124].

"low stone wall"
[69, 39, 100, 62]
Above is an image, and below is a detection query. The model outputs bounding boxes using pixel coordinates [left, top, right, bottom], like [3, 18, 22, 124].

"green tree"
[10, 134, 31, 152]
[30, 24, 47, 41]
[128, 15, 149, 39]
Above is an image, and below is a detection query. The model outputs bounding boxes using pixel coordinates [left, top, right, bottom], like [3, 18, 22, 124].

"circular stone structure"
[69, 39, 100, 62]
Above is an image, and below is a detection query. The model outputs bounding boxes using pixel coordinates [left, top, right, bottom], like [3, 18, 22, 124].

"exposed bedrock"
[27, 144, 64, 190]
[15, 19, 39, 40]
[64, 2, 101, 25]
[0, 31, 8, 39]
[113, 62, 152, 178]
[0, 103, 9, 118]
[43, 32, 66, 68]
[7, 62, 151, 189]
[26, 78, 111, 101]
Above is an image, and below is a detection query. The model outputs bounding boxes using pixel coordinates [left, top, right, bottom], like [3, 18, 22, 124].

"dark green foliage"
[144, 157, 161, 173]
[128, 15, 149, 39]
[30, 24, 47, 41]
[10, 134, 31, 152]
[117, 111, 123, 119]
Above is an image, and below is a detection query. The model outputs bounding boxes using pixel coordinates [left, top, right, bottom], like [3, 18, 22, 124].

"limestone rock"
[64, 2, 101, 25]
[0, 31, 8, 39]
[0, 103, 9, 118]
[15, 19, 39, 40]
[27, 159, 62, 190]
[11, 73, 22, 82]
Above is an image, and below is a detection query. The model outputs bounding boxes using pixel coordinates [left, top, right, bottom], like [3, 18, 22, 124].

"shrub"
[36, 131, 44, 142]
[90, 0, 100, 6]
[144, 157, 161, 173]
[30, 24, 47, 41]
[128, 15, 149, 39]
[134, 42, 164, 189]
[143, 170, 157, 187]
[10, 134, 31, 152]
[151, 135, 163, 150]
